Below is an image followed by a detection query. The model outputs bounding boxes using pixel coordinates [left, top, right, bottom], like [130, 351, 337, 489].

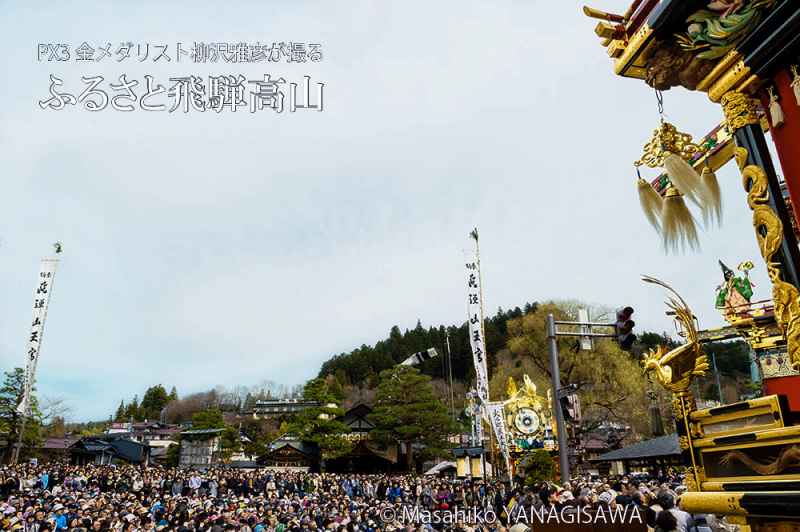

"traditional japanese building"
[258, 435, 318, 470]
[258, 404, 399, 472]
[178, 428, 225, 468]
[326, 403, 399, 473]
[249, 398, 322, 418]
[591, 434, 683, 476]
[105, 421, 182, 443]
[38, 436, 80, 463]
[70, 435, 151, 466]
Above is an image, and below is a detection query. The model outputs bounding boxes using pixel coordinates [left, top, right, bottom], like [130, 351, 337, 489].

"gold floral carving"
[684, 467, 698, 492]
[635, 121, 700, 168]
[672, 396, 687, 421]
[721, 91, 759, 131]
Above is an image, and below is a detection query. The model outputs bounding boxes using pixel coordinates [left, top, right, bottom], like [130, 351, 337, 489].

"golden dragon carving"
[735, 147, 800, 370]
[719, 445, 800, 476]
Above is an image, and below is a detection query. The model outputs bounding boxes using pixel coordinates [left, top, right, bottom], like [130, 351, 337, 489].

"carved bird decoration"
[641, 276, 710, 393]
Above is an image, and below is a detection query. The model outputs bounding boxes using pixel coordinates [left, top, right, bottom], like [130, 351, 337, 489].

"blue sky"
[0, 1, 774, 420]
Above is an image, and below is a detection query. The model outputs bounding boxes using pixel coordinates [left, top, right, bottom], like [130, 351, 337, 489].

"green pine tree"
[0, 368, 43, 461]
[141, 385, 169, 421]
[369, 365, 457, 471]
[191, 408, 225, 429]
[288, 379, 353, 466]
[518, 449, 556, 485]
[114, 400, 126, 422]
[124, 395, 141, 421]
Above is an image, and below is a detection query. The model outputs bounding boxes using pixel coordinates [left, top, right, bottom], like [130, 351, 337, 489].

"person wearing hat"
[49, 503, 67, 531]
[715, 260, 754, 317]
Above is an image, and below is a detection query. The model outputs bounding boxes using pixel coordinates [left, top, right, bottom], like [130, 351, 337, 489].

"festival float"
[583, 0, 800, 528]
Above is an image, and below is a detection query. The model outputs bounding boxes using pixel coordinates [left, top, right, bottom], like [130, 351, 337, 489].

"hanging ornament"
[700, 162, 722, 227]
[636, 166, 663, 232]
[633, 90, 715, 252]
[791, 65, 800, 107]
[661, 186, 700, 253]
[768, 86, 785, 128]
[635, 120, 705, 204]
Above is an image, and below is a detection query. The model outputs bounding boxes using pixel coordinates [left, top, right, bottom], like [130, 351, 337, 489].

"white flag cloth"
[400, 348, 438, 367]
[486, 401, 512, 475]
[465, 253, 490, 403]
[17, 258, 59, 416]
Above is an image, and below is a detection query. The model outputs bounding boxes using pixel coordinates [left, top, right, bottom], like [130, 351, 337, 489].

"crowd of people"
[0, 463, 722, 532]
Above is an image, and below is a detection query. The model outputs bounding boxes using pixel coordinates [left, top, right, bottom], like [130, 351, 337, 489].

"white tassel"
[791, 66, 800, 106]
[663, 153, 704, 208]
[638, 177, 663, 232]
[701, 166, 722, 227]
[769, 86, 784, 128]
[662, 186, 700, 253]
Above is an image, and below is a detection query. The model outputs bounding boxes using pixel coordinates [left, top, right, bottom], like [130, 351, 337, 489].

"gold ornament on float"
[634, 119, 722, 252]
[640, 276, 709, 394]
[504, 375, 551, 441]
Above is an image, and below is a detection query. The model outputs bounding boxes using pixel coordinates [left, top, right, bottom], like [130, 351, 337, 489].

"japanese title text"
[37, 42, 323, 63]
[39, 74, 324, 113]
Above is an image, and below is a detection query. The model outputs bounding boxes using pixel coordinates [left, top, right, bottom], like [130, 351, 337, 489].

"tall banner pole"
[465, 229, 511, 477]
[471, 228, 491, 477]
[12, 245, 62, 464]
[465, 235, 490, 403]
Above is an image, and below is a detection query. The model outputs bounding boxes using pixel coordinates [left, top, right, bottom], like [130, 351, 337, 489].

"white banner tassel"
[768, 86, 785, 128]
[792, 66, 800, 106]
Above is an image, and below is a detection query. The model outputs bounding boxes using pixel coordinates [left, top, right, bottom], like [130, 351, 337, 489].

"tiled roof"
[182, 428, 225, 435]
[42, 437, 79, 450]
[592, 434, 680, 462]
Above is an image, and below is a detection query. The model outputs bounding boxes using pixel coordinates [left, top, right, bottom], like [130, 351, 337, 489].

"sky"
[0, 1, 778, 421]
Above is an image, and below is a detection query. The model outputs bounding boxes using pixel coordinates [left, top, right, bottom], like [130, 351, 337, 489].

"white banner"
[465, 240, 512, 476]
[400, 348, 438, 367]
[465, 254, 490, 404]
[17, 258, 59, 416]
[486, 401, 512, 475]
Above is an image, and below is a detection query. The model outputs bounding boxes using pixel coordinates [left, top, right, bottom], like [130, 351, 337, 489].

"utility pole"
[546, 311, 624, 484]
[445, 330, 456, 421]
[11, 413, 28, 465]
[546, 314, 570, 485]
[647, 385, 665, 436]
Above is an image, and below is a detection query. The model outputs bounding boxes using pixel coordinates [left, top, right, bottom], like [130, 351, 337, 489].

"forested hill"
[317, 303, 538, 387]
[317, 301, 755, 396]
